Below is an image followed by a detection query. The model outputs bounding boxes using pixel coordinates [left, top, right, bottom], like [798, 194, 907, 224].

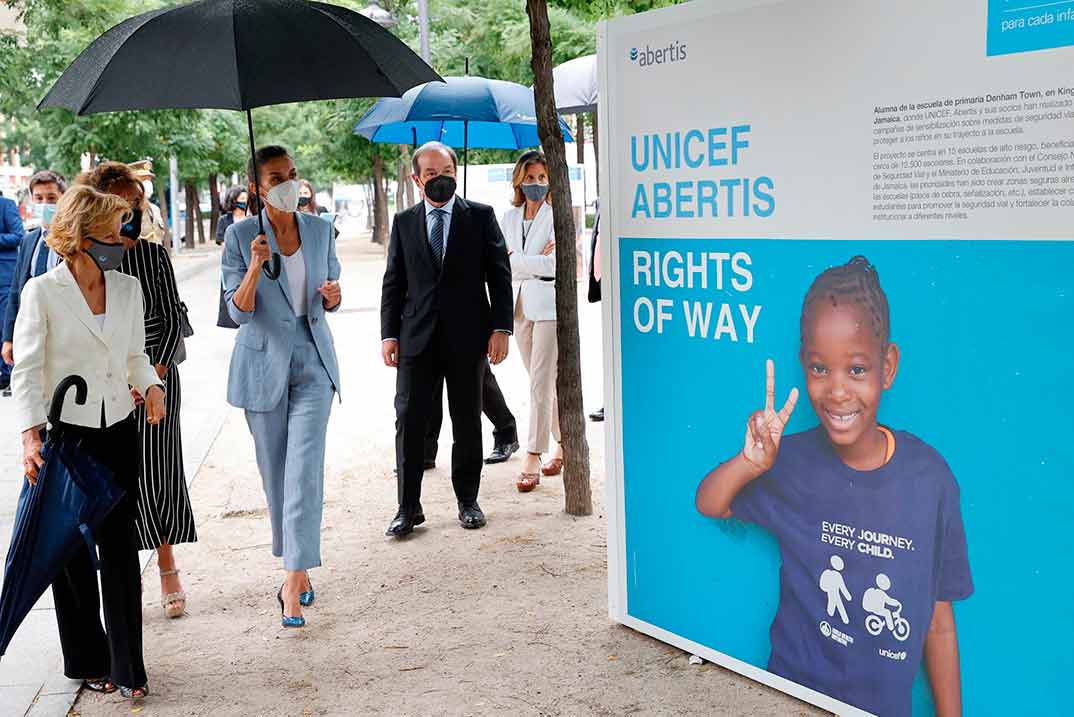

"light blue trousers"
[244, 324, 334, 571]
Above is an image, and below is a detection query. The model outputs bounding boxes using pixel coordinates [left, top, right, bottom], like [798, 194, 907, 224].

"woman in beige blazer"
[12, 186, 165, 701]
[501, 151, 563, 492]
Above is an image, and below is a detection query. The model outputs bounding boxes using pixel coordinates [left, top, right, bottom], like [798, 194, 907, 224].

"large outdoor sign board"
[598, 1, 1073, 715]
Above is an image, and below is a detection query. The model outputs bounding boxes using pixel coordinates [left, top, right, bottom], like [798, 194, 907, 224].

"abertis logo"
[629, 41, 687, 68]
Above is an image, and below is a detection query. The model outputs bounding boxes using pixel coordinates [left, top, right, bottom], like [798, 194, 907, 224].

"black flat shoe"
[386, 505, 425, 537]
[458, 502, 486, 529]
[484, 441, 519, 464]
[588, 407, 604, 422]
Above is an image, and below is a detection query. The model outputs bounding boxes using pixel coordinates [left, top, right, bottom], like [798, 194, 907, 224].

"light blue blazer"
[222, 211, 341, 411]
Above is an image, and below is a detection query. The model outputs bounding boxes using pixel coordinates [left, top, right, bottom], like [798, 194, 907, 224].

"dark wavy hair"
[222, 186, 248, 213]
[800, 256, 890, 350]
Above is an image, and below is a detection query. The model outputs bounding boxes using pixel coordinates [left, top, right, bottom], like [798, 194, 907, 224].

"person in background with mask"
[221, 145, 342, 628]
[2, 171, 62, 396]
[82, 162, 197, 621]
[127, 160, 167, 244]
[380, 141, 513, 537]
[500, 151, 563, 492]
[0, 186, 25, 395]
[297, 179, 325, 216]
[13, 185, 165, 701]
[216, 186, 248, 245]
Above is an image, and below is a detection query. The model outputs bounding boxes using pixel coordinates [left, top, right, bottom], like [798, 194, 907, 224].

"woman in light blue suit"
[221, 146, 342, 628]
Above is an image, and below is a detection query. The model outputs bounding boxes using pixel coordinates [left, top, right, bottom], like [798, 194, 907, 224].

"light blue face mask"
[33, 203, 57, 226]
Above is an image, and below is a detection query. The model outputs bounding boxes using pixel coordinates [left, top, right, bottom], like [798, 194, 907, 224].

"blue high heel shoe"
[299, 578, 315, 607]
[277, 588, 305, 628]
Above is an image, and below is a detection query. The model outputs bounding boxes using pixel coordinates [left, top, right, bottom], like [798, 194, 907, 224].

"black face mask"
[85, 238, 126, 272]
[423, 175, 456, 203]
[298, 196, 311, 207]
[120, 208, 142, 240]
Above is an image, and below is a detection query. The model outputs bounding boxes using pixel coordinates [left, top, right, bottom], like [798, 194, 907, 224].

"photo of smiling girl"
[695, 256, 973, 717]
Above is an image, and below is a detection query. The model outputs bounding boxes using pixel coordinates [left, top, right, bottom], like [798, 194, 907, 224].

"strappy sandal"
[119, 684, 149, 701]
[82, 678, 116, 694]
[541, 457, 563, 476]
[517, 472, 540, 492]
[160, 568, 187, 619]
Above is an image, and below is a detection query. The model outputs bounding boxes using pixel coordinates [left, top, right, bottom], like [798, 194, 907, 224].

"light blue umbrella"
[354, 75, 573, 194]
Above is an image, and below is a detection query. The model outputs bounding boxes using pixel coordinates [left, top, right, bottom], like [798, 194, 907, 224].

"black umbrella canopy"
[38, 0, 440, 115]
[39, 0, 440, 279]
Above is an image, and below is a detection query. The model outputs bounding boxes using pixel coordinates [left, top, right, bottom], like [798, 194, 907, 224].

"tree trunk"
[372, 154, 389, 245]
[188, 182, 206, 244]
[526, 0, 592, 517]
[208, 173, 220, 243]
[404, 153, 415, 208]
[183, 183, 196, 249]
[154, 174, 172, 249]
[591, 110, 599, 195]
[576, 114, 585, 165]
[396, 159, 407, 213]
[365, 178, 375, 231]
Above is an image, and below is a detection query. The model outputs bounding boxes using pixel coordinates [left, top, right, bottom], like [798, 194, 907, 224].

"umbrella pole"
[463, 120, 468, 198]
[246, 108, 280, 279]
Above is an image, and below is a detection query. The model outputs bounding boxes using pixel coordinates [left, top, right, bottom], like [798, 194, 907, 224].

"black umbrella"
[0, 376, 126, 657]
[38, 0, 441, 278]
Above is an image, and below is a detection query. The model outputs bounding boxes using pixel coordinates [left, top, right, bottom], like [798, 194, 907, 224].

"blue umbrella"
[0, 376, 126, 656]
[354, 75, 574, 195]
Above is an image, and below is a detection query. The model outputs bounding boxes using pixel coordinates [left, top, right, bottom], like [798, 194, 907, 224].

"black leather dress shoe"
[386, 505, 426, 537]
[457, 502, 486, 529]
[588, 407, 604, 422]
[484, 441, 519, 464]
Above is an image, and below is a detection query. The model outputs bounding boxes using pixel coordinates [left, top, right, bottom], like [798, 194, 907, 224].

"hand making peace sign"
[741, 359, 799, 474]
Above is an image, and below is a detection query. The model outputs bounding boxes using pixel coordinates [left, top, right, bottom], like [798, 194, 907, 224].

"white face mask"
[264, 179, 300, 213]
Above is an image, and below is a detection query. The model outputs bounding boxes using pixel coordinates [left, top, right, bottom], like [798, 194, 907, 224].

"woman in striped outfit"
[82, 162, 196, 619]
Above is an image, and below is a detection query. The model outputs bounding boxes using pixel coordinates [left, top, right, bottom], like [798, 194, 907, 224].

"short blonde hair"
[47, 185, 132, 258]
[510, 151, 550, 208]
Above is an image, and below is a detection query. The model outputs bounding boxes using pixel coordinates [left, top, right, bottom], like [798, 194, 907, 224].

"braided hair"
[800, 256, 890, 349]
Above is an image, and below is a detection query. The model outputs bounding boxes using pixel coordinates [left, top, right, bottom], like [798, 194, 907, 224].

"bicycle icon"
[865, 606, 910, 641]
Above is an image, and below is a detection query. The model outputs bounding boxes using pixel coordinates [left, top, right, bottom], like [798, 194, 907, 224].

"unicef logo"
[819, 621, 832, 637]
[629, 48, 638, 62]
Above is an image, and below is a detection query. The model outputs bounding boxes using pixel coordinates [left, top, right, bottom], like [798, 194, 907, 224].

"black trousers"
[424, 361, 517, 460]
[396, 337, 484, 510]
[50, 414, 146, 689]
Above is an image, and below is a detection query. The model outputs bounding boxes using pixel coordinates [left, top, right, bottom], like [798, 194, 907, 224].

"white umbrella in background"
[551, 53, 597, 114]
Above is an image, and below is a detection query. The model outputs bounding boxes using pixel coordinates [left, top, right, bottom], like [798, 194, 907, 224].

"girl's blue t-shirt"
[731, 427, 973, 717]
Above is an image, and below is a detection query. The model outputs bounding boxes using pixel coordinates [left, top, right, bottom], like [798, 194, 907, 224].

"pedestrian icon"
[818, 555, 852, 625]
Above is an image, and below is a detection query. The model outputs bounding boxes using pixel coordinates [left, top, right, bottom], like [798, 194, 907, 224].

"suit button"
[311, 317, 319, 324]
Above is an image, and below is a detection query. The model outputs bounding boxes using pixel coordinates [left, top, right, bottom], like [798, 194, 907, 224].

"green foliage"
[0, 0, 607, 188]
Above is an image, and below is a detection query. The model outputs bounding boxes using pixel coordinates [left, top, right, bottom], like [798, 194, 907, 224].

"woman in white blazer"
[12, 186, 165, 701]
[501, 151, 563, 492]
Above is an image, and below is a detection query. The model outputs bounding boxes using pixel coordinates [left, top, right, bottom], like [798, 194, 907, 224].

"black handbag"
[172, 301, 195, 364]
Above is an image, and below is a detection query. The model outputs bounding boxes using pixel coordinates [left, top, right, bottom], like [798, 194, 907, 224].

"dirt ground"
[73, 241, 825, 717]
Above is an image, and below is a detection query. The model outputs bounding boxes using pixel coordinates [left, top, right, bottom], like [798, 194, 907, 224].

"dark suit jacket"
[381, 195, 512, 359]
[3, 228, 43, 344]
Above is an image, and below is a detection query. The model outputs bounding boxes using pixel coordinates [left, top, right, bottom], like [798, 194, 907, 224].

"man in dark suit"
[381, 141, 513, 536]
[2, 171, 65, 397]
[0, 188, 27, 395]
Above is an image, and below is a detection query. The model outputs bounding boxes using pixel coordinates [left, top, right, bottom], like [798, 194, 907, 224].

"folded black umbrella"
[38, 0, 441, 278]
[0, 376, 126, 657]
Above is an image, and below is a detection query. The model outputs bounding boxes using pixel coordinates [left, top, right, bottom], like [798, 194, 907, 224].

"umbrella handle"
[262, 253, 281, 279]
[48, 375, 88, 427]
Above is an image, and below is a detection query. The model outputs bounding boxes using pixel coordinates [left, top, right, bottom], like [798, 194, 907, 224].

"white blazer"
[12, 262, 162, 432]
[502, 202, 556, 322]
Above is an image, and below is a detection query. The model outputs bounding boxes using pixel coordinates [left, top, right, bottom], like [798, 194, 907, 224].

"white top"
[94, 314, 106, 330]
[283, 247, 308, 317]
[501, 203, 557, 322]
[522, 219, 534, 247]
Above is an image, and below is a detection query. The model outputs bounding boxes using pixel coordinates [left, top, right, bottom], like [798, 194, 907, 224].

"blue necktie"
[34, 237, 50, 276]
[428, 209, 445, 269]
